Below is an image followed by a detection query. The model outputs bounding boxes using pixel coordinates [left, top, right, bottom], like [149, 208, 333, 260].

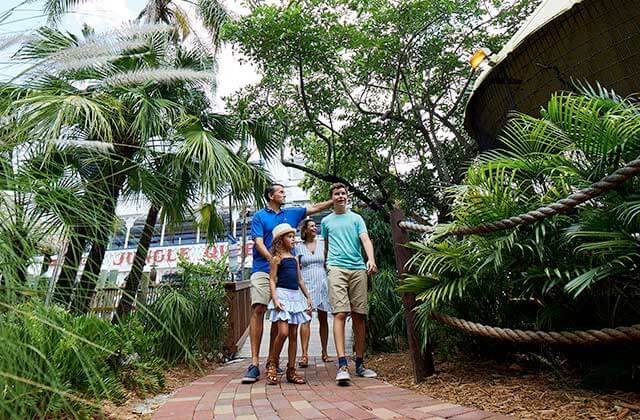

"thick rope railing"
[397, 158, 640, 345]
[450, 158, 640, 236]
[430, 311, 640, 345]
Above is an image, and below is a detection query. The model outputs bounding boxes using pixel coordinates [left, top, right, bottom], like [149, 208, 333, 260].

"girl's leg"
[287, 323, 299, 368]
[268, 321, 289, 375]
[299, 312, 311, 366]
[317, 310, 330, 359]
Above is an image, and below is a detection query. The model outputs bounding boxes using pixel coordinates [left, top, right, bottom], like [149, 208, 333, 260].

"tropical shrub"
[143, 257, 229, 363]
[0, 301, 164, 419]
[400, 86, 640, 372]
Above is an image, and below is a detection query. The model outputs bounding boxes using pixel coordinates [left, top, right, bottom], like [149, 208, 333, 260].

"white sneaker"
[356, 364, 377, 378]
[335, 365, 351, 383]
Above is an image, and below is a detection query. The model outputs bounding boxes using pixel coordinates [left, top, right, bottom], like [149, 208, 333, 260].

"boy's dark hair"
[264, 183, 285, 201]
[329, 182, 348, 198]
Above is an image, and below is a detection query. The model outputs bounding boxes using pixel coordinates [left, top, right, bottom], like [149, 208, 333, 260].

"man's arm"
[254, 237, 273, 262]
[305, 198, 333, 216]
[359, 232, 377, 275]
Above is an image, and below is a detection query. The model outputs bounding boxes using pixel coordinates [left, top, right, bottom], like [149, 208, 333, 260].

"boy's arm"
[359, 232, 377, 275]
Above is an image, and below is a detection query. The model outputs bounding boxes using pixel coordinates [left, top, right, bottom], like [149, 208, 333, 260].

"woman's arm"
[297, 260, 313, 312]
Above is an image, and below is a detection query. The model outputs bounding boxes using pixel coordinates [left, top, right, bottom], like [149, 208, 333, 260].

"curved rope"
[431, 311, 640, 345]
[398, 221, 434, 233]
[398, 158, 640, 236]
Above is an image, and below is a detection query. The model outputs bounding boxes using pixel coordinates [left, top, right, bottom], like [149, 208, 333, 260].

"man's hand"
[366, 260, 377, 275]
[274, 299, 285, 311]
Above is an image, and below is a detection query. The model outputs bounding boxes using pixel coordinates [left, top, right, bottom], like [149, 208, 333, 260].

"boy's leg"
[352, 312, 366, 358]
[327, 266, 351, 359]
[348, 270, 377, 378]
[332, 312, 348, 357]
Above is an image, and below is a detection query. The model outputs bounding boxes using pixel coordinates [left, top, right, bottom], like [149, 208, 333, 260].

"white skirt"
[268, 287, 311, 324]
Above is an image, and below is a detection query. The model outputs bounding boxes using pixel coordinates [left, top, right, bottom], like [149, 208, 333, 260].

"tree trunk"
[72, 171, 126, 314]
[53, 232, 87, 307]
[390, 206, 435, 382]
[114, 204, 160, 321]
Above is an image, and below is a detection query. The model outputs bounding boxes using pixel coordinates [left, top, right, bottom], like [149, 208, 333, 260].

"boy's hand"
[366, 260, 377, 275]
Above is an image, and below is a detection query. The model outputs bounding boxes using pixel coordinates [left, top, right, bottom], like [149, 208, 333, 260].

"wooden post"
[390, 206, 435, 382]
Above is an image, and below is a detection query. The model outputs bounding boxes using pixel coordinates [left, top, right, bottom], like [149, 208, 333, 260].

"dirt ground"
[367, 352, 640, 419]
[102, 360, 220, 420]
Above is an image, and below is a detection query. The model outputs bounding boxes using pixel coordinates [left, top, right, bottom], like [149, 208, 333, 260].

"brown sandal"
[321, 354, 333, 363]
[286, 366, 306, 384]
[266, 361, 278, 385]
[298, 355, 309, 368]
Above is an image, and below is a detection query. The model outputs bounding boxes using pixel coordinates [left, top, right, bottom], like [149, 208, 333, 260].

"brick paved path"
[151, 357, 510, 419]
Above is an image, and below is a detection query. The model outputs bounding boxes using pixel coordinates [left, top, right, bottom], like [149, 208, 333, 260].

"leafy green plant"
[143, 257, 229, 363]
[367, 267, 405, 351]
[0, 301, 165, 419]
[401, 85, 640, 343]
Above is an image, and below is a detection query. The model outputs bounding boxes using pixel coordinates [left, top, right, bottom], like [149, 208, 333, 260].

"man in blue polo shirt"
[242, 183, 333, 383]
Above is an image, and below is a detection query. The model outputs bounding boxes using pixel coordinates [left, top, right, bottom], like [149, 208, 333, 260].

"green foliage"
[367, 267, 405, 351]
[0, 301, 164, 419]
[401, 86, 640, 344]
[143, 257, 229, 363]
[224, 0, 539, 216]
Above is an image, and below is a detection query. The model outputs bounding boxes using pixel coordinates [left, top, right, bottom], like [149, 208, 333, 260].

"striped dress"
[295, 240, 332, 312]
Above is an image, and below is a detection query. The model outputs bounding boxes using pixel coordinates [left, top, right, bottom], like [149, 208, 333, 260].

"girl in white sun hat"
[265, 223, 312, 385]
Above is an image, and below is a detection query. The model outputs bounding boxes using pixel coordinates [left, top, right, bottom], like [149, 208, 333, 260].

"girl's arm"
[297, 260, 312, 310]
[269, 257, 284, 311]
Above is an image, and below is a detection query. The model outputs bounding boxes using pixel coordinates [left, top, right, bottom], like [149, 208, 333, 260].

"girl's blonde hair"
[270, 233, 293, 257]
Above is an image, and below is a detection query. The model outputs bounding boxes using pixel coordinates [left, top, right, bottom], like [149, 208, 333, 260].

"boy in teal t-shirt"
[321, 183, 378, 384]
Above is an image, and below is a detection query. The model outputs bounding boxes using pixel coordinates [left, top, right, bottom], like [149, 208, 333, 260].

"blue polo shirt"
[251, 206, 307, 273]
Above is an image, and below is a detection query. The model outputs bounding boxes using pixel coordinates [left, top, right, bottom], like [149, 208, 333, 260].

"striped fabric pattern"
[295, 240, 332, 312]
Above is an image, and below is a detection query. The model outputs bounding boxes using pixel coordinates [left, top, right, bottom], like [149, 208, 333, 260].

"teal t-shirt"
[321, 211, 367, 270]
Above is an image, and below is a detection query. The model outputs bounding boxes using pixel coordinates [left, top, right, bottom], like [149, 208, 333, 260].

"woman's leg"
[287, 323, 299, 368]
[318, 310, 330, 358]
[299, 311, 311, 360]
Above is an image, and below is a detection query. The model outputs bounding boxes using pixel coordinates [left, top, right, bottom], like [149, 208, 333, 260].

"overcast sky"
[0, 0, 259, 110]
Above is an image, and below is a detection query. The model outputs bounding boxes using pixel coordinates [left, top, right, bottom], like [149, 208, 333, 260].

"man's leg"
[243, 272, 271, 383]
[249, 304, 267, 366]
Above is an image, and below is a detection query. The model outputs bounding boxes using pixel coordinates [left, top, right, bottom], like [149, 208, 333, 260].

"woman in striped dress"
[295, 218, 332, 367]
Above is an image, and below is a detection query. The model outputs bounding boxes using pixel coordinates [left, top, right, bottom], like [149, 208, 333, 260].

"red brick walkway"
[152, 357, 511, 420]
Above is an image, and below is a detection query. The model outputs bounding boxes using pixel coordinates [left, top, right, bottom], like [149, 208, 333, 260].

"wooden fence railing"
[223, 280, 252, 356]
[90, 281, 252, 358]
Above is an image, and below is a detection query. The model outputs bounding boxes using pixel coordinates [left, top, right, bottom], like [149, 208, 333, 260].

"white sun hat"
[272, 223, 296, 240]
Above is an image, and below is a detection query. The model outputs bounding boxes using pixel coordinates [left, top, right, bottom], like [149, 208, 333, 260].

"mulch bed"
[367, 352, 640, 419]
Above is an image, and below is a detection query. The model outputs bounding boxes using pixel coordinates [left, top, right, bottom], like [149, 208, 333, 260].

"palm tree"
[2, 24, 241, 307]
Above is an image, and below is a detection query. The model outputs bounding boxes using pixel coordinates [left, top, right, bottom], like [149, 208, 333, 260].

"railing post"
[390, 205, 435, 382]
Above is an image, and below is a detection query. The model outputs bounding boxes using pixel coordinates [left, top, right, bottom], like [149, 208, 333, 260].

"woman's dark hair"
[300, 218, 316, 241]
[264, 183, 285, 201]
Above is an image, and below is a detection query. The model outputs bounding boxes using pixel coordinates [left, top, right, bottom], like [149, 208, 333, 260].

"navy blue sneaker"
[241, 364, 260, 383]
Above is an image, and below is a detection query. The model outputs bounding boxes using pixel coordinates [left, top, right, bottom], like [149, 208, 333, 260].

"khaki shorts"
[250, 271, 271, 306]
[327, 265, 368, 314]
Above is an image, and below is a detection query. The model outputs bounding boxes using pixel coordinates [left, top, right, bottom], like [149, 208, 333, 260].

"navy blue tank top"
[277, 257, 299, 290]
